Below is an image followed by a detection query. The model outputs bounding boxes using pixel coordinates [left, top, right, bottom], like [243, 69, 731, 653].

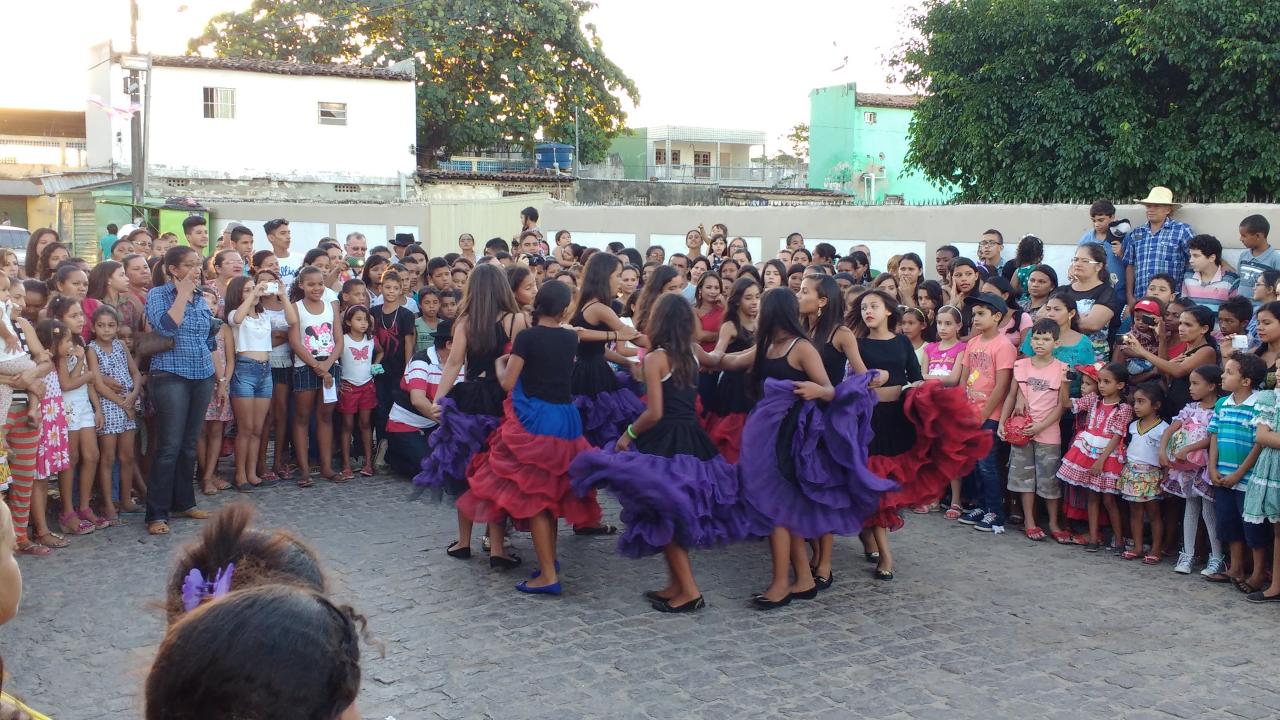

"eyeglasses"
[978, 240, 1001, 247]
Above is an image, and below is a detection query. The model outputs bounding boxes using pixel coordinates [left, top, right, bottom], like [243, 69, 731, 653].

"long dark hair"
[459, 263, 518, 359]
[694, 271, 722, 309]
[86, 260, 123, 301]
[634, 265, 681, 333]
[361, 255, 389, 287]
[803, 274, 844, 345]
[1077, 242, 1110, 285]
[153, 246, 198, 288]
[723, 276, 759, 346]
[850, 289, 902, 336]
[763, 259, 788, 287]
[530, 280, 573, 325]
[750, 288, 810, 395]
[24, 227, 58, 278]
[576, 252, 621, 312]
[224, 276, 258, 319]
[506, 264, 532, 296]
[37, 241, 68, 281]
[1027, 264, 1058, 301]
[648, 293, 697, 389]
[288, 266, 325, 303]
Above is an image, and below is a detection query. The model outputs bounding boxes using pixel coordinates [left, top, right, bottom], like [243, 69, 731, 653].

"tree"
[786, 122, 809, 161]
[189, 0, 640, 165]
[893, 0, 1280, 202]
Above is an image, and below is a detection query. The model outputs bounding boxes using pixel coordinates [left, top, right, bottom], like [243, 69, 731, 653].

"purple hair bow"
[181, 563, 235, 611]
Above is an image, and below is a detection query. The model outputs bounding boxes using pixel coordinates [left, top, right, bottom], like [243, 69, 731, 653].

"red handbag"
[1003, 413, 1035, 446]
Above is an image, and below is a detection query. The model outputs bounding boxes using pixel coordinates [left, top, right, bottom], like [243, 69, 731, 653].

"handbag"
[1003, 413, 1035, 447]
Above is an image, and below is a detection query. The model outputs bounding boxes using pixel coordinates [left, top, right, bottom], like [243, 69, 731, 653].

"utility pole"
[129, 0, 144, 207]
[573, 106, 579, 172]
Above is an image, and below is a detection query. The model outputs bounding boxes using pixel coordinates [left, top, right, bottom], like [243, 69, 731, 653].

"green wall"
[808, 83, 952, 205]
[607, 128, 648, 181]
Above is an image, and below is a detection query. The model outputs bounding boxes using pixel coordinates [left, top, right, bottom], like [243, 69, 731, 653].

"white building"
[85, 47, 418, 202]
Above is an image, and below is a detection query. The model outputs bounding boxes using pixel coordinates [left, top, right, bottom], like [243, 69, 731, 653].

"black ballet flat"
[652, 596, 705, 613]
[864, 551, 880, 563]
[489, 554, 523, 570]
[751, 593, 792, 610]
[446, 542, 471, 560]
[644, 590, 674, 603]
[814, 572, 834, 591]
[790, 586, 819, 601]
[874, 569, 895, 581]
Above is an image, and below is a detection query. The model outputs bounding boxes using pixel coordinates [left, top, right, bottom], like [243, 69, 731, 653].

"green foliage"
[787, 122, 809, 160]
[894, 0, 1280, 202]
[189, 0, 639, 164]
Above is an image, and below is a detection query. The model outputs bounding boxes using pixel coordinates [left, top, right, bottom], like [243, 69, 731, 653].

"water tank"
[534, 143, 574, 171]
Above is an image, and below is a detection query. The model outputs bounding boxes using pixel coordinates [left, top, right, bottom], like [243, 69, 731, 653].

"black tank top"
[761, 338, 808, 382]
[819, 332, 847, 385]
[661, 365, 699, 422]
[572, 300, 609, 360]
[463, 317, 510, 382]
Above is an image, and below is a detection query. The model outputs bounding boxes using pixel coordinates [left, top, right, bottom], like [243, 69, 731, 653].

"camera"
[264, 282, 279, 295]
[1138, 314, 1157, 327]
[347, 257, 364, 269]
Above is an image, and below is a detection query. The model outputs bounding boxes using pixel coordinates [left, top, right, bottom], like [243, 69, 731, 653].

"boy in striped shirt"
[1207, 352, 1268, 590]
[1182, 234, 1239, 314]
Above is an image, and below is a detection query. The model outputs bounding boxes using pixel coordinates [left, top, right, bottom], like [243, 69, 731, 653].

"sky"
[2, 0, 917, 150]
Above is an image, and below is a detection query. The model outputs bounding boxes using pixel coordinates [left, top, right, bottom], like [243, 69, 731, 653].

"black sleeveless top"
[635, 352, 718, 461]
[572, 300, 610, 361]
[463, 317, 511, 383]
[761, 338, 808, 382]
[819, 332, 848, 385]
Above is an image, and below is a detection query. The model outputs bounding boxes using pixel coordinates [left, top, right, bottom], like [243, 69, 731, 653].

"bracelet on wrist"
[625, 424, 638, 439]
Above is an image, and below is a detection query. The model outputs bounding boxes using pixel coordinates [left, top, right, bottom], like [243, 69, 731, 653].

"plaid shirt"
[145, 283, 215, 380]
[1123, 218, 1193, 298]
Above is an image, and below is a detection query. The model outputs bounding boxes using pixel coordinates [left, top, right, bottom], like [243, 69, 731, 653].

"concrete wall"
[544, 201, 1276, 278]
[199, 201, 429, 257]
[576, 179, 720, 207]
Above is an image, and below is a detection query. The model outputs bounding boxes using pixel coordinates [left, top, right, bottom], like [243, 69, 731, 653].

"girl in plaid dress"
[1057, 362, 1132, 551]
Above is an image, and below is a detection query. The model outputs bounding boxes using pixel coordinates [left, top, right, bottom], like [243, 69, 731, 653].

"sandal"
[341, 469, 355, 480]
[259, 470, 279, 483]
[147, 521, 170, 535]
[58, 511, 94, 535]
[1142, 554, 1161, 565]
[359, 465, 375, 477]
[1122, 550, 1142, 560]
[1007, 513, 1024, 526]
[296, 476, 315, 488]
[1204, 573, 1233, 583]
[1050, 530, 1073, 545]
[105, 515, 126, 527]
[77, 508, 110, 531]
[1024, 527, 1046, 541]
[33, 532, 68, 549]
[943, 504, 962, 520]
[911, 504, 932, 514]
[16, 541, 51, 556]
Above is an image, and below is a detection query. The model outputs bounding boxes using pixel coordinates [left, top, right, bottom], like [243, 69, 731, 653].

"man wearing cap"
[389, 232, 415, 261]
[957, 291, 1015, 534]
[1123, 186, 1194, 312]
[218, 221, 242, 251]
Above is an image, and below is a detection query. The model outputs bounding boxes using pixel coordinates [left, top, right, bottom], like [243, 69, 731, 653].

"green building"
[808, 83, 952, 204]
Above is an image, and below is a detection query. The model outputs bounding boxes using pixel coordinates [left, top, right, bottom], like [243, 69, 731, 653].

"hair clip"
[181, 563, 235, 611]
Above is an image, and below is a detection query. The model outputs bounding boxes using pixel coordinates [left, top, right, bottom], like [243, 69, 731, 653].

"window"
[318, 101, 347, 126]
[202, 87, 235, 119]
[671, 150, 681, 165]
[693, 151, 711, 178]
[863, 111, 877, 125]
[654, 148, 666, 165]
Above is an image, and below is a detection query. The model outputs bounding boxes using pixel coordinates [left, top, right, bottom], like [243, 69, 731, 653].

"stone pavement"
[3, 474, 1280, 719]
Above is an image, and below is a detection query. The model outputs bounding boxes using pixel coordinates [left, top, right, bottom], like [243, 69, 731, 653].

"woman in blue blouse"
[143, 246, 217, 535]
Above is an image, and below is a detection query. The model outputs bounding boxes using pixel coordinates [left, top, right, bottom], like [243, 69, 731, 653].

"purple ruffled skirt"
[737, 373, 898, 538]
[570, 442, 769, 557]
[573, 388, 646, 448]
[413, 397, 501, 496]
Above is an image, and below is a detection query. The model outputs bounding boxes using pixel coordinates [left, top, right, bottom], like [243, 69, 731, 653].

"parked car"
[0, 226, 28, 267]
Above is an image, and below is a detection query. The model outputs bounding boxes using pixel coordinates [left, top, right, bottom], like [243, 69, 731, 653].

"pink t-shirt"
[1013, 356, 1067, 443]
[963, 333, 1016, 421]
[923, 340, 966, 378]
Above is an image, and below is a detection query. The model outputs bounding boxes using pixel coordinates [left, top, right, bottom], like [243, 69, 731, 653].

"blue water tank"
[535, 143, 574, 170]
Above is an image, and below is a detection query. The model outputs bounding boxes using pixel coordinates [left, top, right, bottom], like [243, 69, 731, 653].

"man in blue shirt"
[98, 223, 119, 261]
[1236, 214, 1280, 307]
[1123, 186, 1193, 313]
[1078, 200, 1128, 301]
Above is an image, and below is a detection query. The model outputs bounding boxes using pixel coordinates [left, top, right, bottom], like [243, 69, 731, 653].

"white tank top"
[293, 300, 337, 367]
[232, 307, 273, 354]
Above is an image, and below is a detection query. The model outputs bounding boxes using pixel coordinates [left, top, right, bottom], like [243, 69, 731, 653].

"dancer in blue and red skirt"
[731, 288, 897, 609]
[702, 276, 760, 463]
[413, 264, 527, 566]
[571, 294, 768, 613]
[458, 281, 602, 595]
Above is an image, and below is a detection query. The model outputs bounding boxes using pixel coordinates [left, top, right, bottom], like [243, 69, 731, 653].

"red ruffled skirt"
[701, 412, 747, 464]
[457, 399, 602, 528]
[866, 381, 992, 531]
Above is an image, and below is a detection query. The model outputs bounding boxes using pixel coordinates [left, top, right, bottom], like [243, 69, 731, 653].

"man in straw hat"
[1123, 186, 1194, 312]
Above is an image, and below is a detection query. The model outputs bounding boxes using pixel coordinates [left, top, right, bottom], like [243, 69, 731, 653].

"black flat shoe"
[814, 572, 834, 591]
[644, 590, 674, 603]
[790, 586, 819, 601]
[653, 596, 705, 613]
[874, 569, 894, 581]
[573, 524, 618, 536]
[489, 554, 523, 570]
[864, 551, 880, 563]
[446, 541, 471, 559]
[751, 594, 792, 610]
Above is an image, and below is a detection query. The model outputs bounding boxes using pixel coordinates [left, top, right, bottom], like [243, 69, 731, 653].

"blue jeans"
[146, 371, 214, 523]
[230, 357, 273, 399]
[974, 419, 1004, 524]
[386, 427, 433, 478]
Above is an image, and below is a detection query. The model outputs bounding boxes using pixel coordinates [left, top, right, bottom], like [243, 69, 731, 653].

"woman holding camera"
[142, 246, 218, 536]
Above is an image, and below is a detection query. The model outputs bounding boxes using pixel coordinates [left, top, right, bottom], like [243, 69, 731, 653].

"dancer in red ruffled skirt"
[701, 276, 759, 462]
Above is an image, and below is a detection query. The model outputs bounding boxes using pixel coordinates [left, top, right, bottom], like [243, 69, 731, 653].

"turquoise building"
[808, 83, 952, 204]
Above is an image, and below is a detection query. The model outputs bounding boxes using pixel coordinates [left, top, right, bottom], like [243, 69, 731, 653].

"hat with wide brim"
[1135, 186, 1181, 208]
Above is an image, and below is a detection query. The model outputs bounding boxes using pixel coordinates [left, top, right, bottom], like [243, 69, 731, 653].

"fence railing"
[0, 135, 88, 168]
[575, 163, 806, 188]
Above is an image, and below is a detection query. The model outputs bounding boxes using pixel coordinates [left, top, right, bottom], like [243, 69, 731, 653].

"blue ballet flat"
[530, 560, 561, 579]
[516, 580, 562, 595]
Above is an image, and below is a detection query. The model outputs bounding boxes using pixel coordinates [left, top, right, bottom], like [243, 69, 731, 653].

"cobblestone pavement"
[4, 473, 1280, 719]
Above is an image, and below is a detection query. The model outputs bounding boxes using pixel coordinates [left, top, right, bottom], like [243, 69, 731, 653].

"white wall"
[101, 62, 416, 183]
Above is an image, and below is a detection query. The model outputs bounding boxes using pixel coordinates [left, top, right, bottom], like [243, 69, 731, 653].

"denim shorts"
[230, 357, 273, 399]
[292, 359, 341, 392]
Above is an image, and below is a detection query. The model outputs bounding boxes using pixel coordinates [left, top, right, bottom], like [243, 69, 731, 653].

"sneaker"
[957, 508, 986, 525]
[1201, 555, 1226, 577]
[974, 513, 1005, 534]
[1173, 552, 1193, 575]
